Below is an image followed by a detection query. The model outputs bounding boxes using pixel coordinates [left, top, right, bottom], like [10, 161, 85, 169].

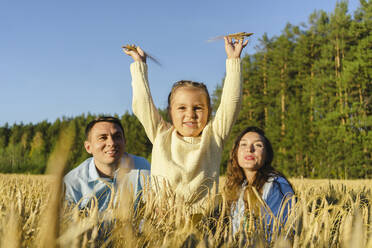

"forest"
[0, 1, 370, 178]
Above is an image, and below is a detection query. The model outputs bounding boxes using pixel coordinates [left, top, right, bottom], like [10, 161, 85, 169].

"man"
[64, 116, 150, 211]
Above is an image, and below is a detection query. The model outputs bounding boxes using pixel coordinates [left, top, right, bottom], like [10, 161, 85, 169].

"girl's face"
[170, 87, 209, 137]
[237, 132, 266, 172]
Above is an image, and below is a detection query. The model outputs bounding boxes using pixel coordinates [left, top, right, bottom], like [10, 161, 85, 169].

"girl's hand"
[224, 37, 248, 59]
[123, 45, 147, 63]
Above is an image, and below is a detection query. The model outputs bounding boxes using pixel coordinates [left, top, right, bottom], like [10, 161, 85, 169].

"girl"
[124, 37, 247, 204]
[223, 126, 294, 236]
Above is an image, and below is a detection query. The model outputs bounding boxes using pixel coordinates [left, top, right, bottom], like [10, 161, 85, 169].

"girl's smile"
[183, 121, 197, 127]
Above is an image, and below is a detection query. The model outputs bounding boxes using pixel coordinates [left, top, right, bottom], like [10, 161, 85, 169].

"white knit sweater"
[130, 59, 242, 203]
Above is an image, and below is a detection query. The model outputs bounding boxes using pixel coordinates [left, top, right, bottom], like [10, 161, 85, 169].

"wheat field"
[0, 173, 371, 248]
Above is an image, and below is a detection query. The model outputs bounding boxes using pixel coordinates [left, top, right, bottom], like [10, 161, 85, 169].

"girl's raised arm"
[124, 46, 166, 143]
[212, 37, 248, 143]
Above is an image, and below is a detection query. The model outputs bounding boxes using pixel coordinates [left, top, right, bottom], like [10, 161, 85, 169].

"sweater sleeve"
[130, 61, 167, 143]
[212, 58, 242, 143]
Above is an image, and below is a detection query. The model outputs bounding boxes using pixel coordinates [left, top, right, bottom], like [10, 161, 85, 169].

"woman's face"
[237, 132, 266, 172]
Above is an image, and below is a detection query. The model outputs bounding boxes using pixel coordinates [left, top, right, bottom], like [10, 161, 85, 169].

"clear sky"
[0, 0, 360, 126]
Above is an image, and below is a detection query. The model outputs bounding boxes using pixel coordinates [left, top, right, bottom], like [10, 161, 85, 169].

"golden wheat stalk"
[37, 122, 76, 248]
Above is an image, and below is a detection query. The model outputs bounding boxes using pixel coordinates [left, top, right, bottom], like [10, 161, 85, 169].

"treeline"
[0, 113, 152, 174]
[0, 1, 371, 178]
[215, 0, 371, 178]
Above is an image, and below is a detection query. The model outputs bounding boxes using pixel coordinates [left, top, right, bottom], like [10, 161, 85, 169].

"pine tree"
[29, 131, 46, 173]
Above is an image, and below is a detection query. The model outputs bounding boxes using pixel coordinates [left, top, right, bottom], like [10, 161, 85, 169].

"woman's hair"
[223, 126, 290, 207]
[166, 80, 211, 123]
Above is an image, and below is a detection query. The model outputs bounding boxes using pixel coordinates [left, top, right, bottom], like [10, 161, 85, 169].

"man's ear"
[84, 141, 92, 154]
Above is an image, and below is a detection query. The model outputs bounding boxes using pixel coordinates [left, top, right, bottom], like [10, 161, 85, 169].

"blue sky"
[0, 0, 360, 126]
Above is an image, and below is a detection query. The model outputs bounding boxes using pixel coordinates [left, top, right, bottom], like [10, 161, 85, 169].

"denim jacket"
[231, 176, 294, 235]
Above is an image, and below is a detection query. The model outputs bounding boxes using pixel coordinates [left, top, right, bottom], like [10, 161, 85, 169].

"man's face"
[84, 122, 125, 169]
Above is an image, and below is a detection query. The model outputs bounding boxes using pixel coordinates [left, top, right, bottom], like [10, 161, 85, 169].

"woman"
[223, 126, 294, 236]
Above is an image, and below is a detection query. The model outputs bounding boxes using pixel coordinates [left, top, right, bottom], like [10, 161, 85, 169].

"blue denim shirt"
[231, 176, 294, 234]
[64, 155, 150, 211]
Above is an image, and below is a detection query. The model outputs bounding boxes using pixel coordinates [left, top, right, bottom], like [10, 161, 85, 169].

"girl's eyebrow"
[175, 103, 206, 106]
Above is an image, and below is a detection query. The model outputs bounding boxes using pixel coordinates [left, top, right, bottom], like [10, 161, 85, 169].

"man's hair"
[85, 116, 125, 141]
